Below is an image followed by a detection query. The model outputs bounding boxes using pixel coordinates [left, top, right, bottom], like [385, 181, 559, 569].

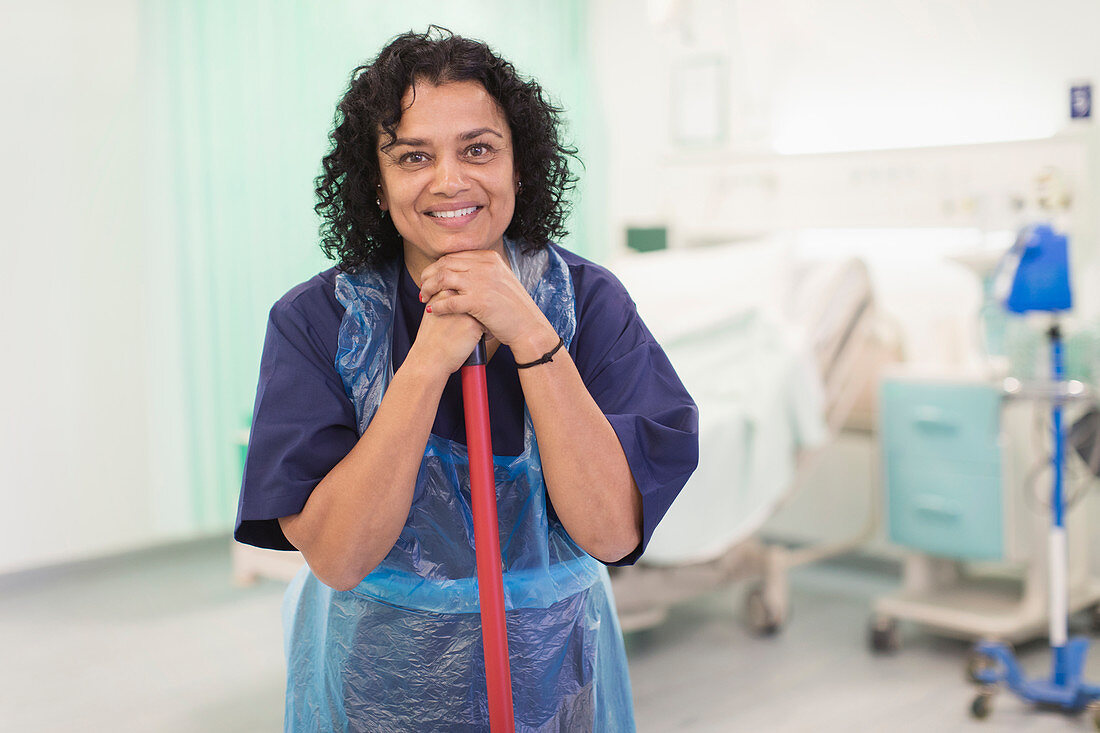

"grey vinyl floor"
[2, 538, 1098, 732]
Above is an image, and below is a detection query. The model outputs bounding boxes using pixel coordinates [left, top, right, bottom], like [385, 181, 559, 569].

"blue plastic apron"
[281, 241, 635, 732]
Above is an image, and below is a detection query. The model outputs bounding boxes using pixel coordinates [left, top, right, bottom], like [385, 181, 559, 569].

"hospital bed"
[607, 238, 885, 633]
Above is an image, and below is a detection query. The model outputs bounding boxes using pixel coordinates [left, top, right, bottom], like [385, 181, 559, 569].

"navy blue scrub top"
[234, 244, 699, 566]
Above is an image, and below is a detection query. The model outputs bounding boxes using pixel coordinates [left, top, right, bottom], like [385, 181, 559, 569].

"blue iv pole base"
[970, 638, 1100, 714]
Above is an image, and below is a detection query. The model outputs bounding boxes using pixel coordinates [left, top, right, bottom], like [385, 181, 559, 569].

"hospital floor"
[2, 538, 1099, 732]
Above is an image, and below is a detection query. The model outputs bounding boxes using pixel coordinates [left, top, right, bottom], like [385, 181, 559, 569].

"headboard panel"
[661, 136, 1088, 249]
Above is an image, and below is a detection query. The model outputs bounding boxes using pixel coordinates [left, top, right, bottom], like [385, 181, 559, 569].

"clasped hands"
[411, 250, 559, 377]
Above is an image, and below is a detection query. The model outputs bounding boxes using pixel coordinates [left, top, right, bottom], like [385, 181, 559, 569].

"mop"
[461, 337, 516, 733]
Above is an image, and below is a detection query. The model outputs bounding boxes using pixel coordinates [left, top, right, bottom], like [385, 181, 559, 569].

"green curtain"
[140, 1, 600, 532]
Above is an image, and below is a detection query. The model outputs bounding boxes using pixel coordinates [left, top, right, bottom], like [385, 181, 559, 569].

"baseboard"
[0, 531, 234, 592]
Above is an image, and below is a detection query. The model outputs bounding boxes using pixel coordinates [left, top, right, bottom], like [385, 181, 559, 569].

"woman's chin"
[438, 236, 506, 257]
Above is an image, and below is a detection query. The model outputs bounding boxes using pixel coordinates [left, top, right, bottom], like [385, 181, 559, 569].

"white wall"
[590, 0, 1100, 257]
[0, 1, 163, 572]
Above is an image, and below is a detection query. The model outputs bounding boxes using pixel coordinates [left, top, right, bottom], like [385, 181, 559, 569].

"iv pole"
[969, 224, 1100, 725]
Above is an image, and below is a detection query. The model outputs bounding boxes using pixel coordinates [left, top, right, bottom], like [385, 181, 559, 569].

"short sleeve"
[234, 279, 359, 551]
[565, 251, 699, 566]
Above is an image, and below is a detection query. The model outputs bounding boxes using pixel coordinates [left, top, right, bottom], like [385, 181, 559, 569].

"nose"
[430, 155, 469, 196]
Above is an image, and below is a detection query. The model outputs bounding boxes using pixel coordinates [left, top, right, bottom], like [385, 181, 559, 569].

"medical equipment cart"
[871, 224, 1100, 725]
[869, 371, 1100, 655]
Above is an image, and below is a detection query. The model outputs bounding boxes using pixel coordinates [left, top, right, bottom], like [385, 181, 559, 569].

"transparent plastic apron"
[281, 241, 635, 732]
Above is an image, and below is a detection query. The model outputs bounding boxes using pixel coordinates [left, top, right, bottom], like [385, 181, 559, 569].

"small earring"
[377, 198, 386, 217]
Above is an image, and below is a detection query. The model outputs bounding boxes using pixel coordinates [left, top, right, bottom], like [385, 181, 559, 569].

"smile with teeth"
[427, 206, 480, 218]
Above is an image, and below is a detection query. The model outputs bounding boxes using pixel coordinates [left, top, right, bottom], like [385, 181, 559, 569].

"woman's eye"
[465, 144, 492, 158]
[399, 151, 428, 165]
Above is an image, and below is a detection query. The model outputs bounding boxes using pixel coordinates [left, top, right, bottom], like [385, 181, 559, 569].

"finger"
[422, 289, 459, 311]
[419, 287, 458, 305]
[419, 269, 470, 301]
[421, 249, 505, 284]
[420, 302, 483, 336]
[425, 290, 476, 318]
[419, 257, 474, 288]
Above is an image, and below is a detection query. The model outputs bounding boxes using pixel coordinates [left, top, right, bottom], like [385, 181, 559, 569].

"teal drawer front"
[881, 380, 1005, 560]
[880, 381, 1001, 469]
[887, 457, 1003, 559]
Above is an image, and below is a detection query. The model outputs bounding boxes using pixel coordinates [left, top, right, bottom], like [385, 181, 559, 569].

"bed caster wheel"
[869, 616, 899, 654]
[969, 689, 994, 720]
[745, 586, 781, 636]
[1088, 604, 1100, 634]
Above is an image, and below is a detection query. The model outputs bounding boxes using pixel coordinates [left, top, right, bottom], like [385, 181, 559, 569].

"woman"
[235, 28, 698, 732]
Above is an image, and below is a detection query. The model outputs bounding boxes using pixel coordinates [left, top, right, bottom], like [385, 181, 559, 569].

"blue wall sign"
[1071, 83, 1092, 119]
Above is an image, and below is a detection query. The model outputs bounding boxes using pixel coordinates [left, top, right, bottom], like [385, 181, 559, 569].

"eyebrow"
[460, 127, 505, 141]
[388, 137, 426, 148]
[387, 128, 504, 148]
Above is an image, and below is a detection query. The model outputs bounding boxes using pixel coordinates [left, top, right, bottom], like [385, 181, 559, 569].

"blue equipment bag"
[999, 224, 1073, 314]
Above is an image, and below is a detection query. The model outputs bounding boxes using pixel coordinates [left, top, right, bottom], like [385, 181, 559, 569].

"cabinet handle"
[913, 494, 962, 519]
[912, 406, 958, 432]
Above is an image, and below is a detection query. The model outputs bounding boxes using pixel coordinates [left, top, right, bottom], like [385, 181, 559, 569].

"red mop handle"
[461, 337, 515, 733]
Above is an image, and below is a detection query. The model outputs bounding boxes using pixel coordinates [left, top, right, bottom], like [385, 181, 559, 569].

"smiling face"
[376, 80, 517, 282]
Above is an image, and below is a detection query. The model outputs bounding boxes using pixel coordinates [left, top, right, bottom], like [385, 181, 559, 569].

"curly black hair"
[314, 26, 580, 270]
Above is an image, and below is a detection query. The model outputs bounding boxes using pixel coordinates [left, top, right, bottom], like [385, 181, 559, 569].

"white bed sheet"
[611, 242, 827, 565]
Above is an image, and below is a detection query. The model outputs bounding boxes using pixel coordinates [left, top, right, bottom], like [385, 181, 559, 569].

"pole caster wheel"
[745, 585, 782, 636]
[869, 616, 899, 653]
[965, 652, 997, 684]
[1087, 700, 1100, 731]
[969, 689, 994, 720]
